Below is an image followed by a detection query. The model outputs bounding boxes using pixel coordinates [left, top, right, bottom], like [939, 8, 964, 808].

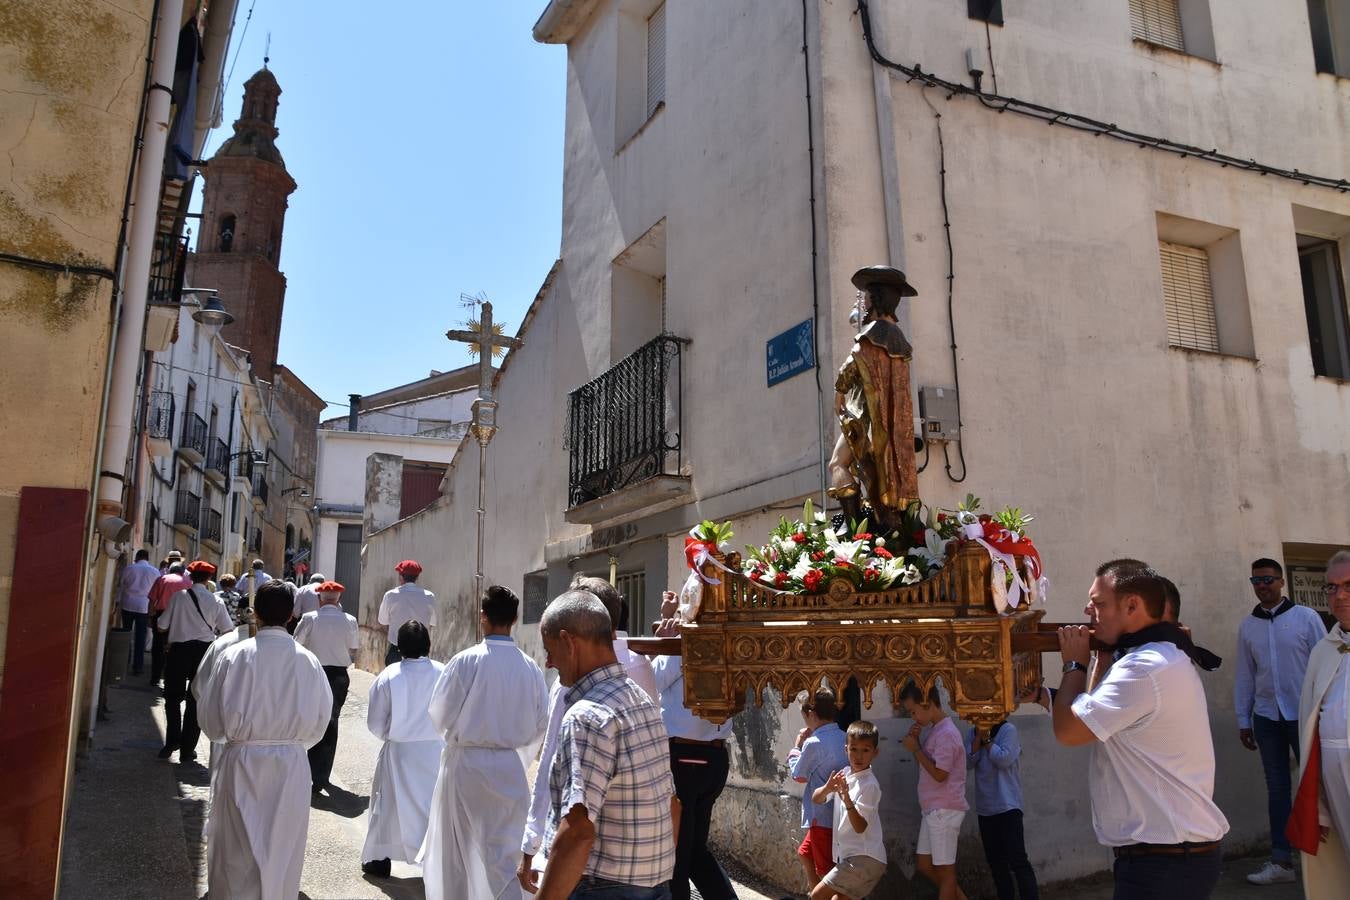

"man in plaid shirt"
[527, 591, 679, 900]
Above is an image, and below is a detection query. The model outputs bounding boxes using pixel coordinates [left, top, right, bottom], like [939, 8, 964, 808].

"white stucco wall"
[363, 1, 1350, 893]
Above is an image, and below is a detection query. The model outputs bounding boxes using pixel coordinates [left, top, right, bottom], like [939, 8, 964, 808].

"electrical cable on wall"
[802, 0, 829, 510]
[854, 0, 1348, 193]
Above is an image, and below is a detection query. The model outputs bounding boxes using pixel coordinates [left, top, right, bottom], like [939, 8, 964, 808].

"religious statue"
[827, 265, 919, 533]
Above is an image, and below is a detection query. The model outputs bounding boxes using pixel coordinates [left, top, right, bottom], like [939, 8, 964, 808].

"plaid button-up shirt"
[546, 662, 675, 887]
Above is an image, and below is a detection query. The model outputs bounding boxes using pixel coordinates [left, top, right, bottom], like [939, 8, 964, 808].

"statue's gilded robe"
[836, 319, 917, 513]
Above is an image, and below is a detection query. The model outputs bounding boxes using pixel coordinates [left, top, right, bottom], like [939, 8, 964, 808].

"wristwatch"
[1062, 660, 1088, 675]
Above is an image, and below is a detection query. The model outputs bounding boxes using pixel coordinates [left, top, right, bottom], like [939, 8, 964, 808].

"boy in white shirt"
[810, 719, 886, 900]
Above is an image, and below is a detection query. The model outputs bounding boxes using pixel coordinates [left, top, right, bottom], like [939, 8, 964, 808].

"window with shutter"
[646, 3, 666, 118]
[1130, 0, 1186, 52]
[1159, 242, 1219, 352]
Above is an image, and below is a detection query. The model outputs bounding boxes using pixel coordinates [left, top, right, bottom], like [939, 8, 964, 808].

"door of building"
[334, 523, 363, 617]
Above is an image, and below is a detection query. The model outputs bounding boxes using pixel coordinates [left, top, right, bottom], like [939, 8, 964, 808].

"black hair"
[1251, 558, 1284, 577]
[482, 585, 519, 628]
[1160, 577, 1180, 619]
[806, 687, 838, 722]
[135, 549, 150, 562]
[254, 580, 293, 626]
[1096, 558, 1166, 619]
[899, 680, 941, 707]
[397, 620, 432, 659]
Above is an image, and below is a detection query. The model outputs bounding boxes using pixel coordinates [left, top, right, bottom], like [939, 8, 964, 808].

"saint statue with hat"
[827, 265, 920, 532]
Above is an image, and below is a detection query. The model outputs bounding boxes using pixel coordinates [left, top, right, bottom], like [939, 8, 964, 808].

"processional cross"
[446, 300, 523, 635]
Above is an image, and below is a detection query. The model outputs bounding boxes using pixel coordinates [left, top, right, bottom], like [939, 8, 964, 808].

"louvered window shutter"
[647, 3, 667, 117]
[1129, 0, 1185, 52]
[1159, 242, 1219, 352]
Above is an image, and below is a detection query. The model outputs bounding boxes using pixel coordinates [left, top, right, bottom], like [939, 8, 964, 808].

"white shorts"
[917, 808, 966, 866]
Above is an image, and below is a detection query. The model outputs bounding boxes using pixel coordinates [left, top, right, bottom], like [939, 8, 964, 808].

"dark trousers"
[163, 640, 210, 753]
[569, 878, 671, 899]
[978, 809, 1039, 900]
[1112, 846, 1222, 900]
[668, 741, 736, 900]
[308, 666, 350, 788]
[385, 643, 402, 666]
[1252, 714, 1300, 864]
[150, 616, 168, 681]
[121, 610, 149, 674]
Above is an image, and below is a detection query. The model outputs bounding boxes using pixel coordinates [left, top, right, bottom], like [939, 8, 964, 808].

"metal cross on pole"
[446, 300, 522, 638]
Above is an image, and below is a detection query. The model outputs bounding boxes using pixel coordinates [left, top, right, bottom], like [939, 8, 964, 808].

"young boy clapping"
[810, 720, 887, 900]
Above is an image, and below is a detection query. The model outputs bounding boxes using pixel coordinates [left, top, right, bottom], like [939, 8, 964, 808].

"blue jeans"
[568, 877, 671, 900]
[121, 610, 148, 674]
[1112, 846, 1222, 899]
[1252, 714, 1300, 864]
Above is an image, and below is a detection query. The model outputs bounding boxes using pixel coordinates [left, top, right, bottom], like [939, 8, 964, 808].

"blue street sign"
[766, 319, 817, 387]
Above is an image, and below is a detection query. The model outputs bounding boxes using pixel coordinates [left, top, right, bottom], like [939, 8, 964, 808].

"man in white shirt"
[378, 559, 437, 666]
[1235, 556, 1327, 884]
[1054, 558, 1229, 899]
[1290, 550, 1350, 898]
[651, 616, 737, 900]
[292, 572, 325, 623]
[420, 585, 548, 900]
[237, 558, 273, 600]
[196, 580, 333, 900]
[156, 559, 234, 761]
[118, 549, 161, 675]
[294, 579, 360, 793]
[362, 620, 446, 879]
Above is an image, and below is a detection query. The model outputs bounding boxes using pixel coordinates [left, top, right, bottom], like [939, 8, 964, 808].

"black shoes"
[156, 746, 174, 760]
[361, 858, 391, 878]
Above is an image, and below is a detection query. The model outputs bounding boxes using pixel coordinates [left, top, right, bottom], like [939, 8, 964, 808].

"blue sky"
[196, 3, 565, 417]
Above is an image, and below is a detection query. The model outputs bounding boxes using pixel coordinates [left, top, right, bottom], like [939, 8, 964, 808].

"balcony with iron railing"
[248, 527, 263, 553]
[146, 391, 176, 457]
[235, 450, 254, 481]
[173, 489, 200, 533]
[148, 231, 190, 307]
[205, 437, 229, 481]
[201, 508, 223, 547]
[179, 412, 208, 462]
[563, 334, 690, 523]
[251, 470, 269, 507]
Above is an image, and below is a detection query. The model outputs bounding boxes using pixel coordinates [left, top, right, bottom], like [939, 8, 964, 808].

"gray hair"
[309, 573, 325, 583]
[569, 574, 622, 628]
[540, 590, 613, 643]
[1329, 550, 1350, 571]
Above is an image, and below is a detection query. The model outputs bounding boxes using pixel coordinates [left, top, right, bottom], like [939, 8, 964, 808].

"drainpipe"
[96, 0, 186, 524]
[348, 394, 361, 432]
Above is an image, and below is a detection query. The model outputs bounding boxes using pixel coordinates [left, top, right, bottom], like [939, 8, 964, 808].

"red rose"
[803, 569, 824, 591]
[774, 572, 788, 586]
[937, 512, 947, 522]
[863, 569, 877, 581]
[853, 532, 874, 542]
[834, 558, 851, 567]
[811, 551, 826, 561]
[874, 548, 893, 559]
[791, 532, 808, 544]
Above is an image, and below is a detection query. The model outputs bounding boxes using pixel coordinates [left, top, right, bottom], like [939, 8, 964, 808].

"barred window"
[1159, 242, 1219, 352]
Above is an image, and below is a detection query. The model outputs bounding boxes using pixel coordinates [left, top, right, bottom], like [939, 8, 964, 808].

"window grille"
[523, 572, 549, 625]
[615, 571, 646, 633]
[1159, 242, 1219, 352]
[646, 3, 666, 118]
[1130, 0, 1185, 52]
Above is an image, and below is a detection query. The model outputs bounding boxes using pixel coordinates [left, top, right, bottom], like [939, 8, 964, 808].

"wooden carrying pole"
[627, 625, 1110, 657]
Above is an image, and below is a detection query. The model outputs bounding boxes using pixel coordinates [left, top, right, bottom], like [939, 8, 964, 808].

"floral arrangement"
[738, 494, 1042, 602]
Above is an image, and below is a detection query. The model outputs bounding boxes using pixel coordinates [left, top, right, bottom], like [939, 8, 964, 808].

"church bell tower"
[188, 66, 297, 377]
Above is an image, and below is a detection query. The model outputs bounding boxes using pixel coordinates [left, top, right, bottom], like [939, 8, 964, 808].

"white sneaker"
[1247, 861, 1297, 885]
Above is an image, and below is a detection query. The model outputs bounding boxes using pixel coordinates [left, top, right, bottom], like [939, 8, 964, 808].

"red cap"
[395, 560, 422, 577]
[186, 560, 217, 576]
[318, 580, 345, 593]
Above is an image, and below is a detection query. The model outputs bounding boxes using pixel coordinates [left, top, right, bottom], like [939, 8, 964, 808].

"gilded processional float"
[630, 266, 1084, 731]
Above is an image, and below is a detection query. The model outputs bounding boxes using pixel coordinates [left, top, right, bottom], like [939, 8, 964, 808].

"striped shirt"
[546, 662, 675, 887]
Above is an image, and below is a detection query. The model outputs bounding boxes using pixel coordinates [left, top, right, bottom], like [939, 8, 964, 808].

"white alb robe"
[419, 636, 548, 900]
[192, 624, 251, 771]
[1297, 624, 1350, 898]
[362, 657, 446, 864]
[196, 627, 332, 900]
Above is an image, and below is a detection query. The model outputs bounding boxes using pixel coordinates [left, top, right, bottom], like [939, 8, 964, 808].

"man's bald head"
[540, 590, 613, 644]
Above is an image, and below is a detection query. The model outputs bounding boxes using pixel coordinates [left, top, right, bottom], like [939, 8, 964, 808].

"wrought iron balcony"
[248, 527, 263, 553]
[236, 450, 254, 480]
[179, 412, 208, 462]
[201, 508, 223, 545]
[205, 437, 229, 479]
[148, 231, 190, 307]
[173, 489, 201, 532]
[565, 334, 687, 511]
[251, 470, 269, 506]
[146, 391, 175, 456]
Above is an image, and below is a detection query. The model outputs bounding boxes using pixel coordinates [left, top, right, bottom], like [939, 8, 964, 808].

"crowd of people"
[111, 547, 1350, 900]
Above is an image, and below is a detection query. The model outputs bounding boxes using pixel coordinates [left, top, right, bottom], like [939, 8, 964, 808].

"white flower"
[789, 555, 815, 581]
[875, 537, 886, 548]
[911, 529, 949, 571]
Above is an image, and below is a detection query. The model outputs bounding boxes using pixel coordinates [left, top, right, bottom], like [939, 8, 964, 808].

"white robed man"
[361, 619, 446, 878]
[193, 605, 257, 772]
[293, 579, 360, 793]
[196, 580, 333, 900]
[1289, 550, 1350, 898]
[378, 559, 437, 666]
[519, 576, 658, 878]
[420, 585, 548, 900]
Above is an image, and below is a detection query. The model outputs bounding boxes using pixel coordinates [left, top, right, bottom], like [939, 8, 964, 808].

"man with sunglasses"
[1235, 557, 1327, 885]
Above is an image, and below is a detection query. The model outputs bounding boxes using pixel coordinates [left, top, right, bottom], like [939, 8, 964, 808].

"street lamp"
[181, 286, 234, 327]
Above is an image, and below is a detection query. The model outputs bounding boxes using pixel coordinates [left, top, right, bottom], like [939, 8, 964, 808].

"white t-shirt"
[159, 585, 234, 644]
[378, 582, 437, 644]
[831, 767, 886, 865]
[294, 605, 359, 668]
[1072, 641, 1230, 846]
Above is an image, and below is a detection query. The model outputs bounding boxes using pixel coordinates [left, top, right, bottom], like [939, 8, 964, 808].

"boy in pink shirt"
[901, 681, 969, 900]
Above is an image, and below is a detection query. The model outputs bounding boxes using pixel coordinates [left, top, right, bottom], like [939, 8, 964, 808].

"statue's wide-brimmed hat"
[851, 265, 918, 297]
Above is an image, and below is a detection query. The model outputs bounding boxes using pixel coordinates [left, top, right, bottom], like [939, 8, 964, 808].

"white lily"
[789, 554, 815, 581]
[825, 532, 866, 562]
[911, 529, 949, 571]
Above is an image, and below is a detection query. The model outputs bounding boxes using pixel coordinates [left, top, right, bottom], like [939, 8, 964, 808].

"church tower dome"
[188, 65, 297, 378]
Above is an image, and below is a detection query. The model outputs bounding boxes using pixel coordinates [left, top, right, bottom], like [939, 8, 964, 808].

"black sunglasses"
[1249, 575, 1279, 586]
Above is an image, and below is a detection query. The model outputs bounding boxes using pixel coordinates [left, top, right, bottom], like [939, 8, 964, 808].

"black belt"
[670, 736, 725, 748]
[1113, 840, 1221, 858]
